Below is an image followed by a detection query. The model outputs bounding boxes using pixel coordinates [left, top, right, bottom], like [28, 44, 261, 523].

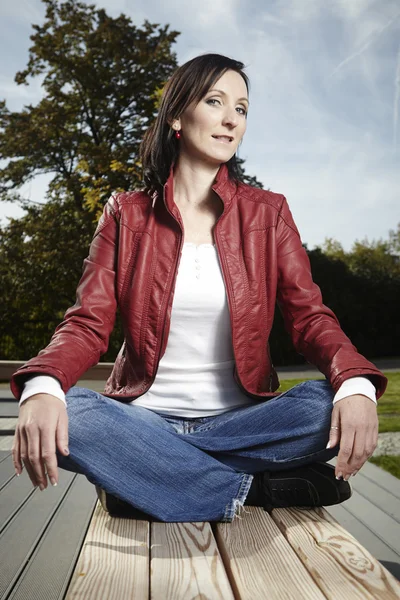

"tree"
[388, 222, 400, 257]
[0, 0, 264, 360]
[0, 199, 96, 360]
[320, 228, 400, 281]
[0, 0, 182, 359]
[0, 0, 180, 217]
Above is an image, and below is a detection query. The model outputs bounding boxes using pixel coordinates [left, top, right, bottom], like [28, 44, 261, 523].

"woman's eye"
[206, 98, 220, 106]
[206, 98, 247, 116]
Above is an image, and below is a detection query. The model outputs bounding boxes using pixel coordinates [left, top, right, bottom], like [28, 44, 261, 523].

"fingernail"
[344, 474, 350, 481]
[39, 484, 45, 491]
[50, 478, 57, 487]
[15, 471, 20, 477]
[326, 441, 331, 449]
[64, 448, 69, 454]
[336, 472, 343, 480]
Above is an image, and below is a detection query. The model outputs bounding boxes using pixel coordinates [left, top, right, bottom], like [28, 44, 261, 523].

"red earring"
[175, 130, 181, 139]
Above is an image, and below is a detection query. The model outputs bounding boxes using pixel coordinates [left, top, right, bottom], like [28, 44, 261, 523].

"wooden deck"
[1, 390, 400, 599]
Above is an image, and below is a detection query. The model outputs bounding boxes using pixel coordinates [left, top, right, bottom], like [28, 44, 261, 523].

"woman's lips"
[212, 136, 233, 144]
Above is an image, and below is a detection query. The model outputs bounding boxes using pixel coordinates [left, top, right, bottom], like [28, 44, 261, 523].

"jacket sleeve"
[10, 196, 120, 400]
[275, 195, 387, 400]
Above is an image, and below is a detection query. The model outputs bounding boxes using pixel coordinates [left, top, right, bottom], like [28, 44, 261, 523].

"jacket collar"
[162, 162, 237, 218]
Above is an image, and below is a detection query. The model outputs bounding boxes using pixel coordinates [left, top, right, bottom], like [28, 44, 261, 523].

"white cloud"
[0, 0, 398, 251]
[0, 74, 45, 109]
[0, 0, 43, 23]
[327, 8, 400, 79]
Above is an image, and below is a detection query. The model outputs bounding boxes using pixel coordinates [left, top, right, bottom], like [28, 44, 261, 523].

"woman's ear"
[169, 118, 180, 130]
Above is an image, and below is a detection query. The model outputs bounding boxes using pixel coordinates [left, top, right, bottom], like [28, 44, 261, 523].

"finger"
[25, 425, 47, 490]
[56, 407, 69, 458]
[20, 426, 39, 487]
[364, 424, 379, 461]
[351, 423, 378, 478]
[335, 426, 355, 480]
[12, 425, 23, 475]
[41, 427, 59, 487]
[326, 423, 341, 449]
[344, 430, 367, 480]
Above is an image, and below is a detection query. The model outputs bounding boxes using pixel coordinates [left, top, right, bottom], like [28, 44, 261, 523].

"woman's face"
[172, 69, 249, 166]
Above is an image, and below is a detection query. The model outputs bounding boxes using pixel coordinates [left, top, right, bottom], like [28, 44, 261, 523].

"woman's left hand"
[327, 395, 379, 481]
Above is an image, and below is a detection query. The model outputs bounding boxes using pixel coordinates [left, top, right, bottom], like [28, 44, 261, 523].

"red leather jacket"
[11, 163, 387, 401]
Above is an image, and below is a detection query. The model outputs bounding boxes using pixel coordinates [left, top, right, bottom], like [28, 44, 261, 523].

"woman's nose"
[222, 107, 239, 127]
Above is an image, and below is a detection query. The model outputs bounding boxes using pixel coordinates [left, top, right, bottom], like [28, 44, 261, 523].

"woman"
[11, 53, 387, 523]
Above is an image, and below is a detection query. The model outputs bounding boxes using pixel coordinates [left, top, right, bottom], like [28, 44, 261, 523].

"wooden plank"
[0, 404, 18, 418]
[347, 467, 400, 521]
[0, 437, 14, 451]
[0, 461, 36, 529]
[64, 503, 150, 599]
[327, 457, 400, 499]
[0, 454, 17, 486]
[214, 506, 326, 600]
[0, 419, 17, 436]
[333, 488, 400, 555]
[5, 476, 97, 600]
[360, 460, 400, 499]
[150, 521, 235, 600]
[269, 505, 400, 600]
[325, 503, 400, 581]
[0, 469, 75, 598]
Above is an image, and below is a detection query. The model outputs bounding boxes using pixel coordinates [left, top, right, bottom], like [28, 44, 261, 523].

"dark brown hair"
[139, 53, 250, 197]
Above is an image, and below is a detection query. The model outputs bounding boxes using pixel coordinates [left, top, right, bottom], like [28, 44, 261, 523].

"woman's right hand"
[12, 394, 70, 490]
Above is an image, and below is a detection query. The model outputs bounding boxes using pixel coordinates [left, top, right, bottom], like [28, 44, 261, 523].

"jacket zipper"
[138, 186, 184, 394]
[138, 185, 274, 399]
[213, 198, 266, 400]
[213, 194, 275, 398]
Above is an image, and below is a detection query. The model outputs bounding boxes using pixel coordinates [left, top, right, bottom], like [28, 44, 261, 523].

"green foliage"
[276, 377, 324, 393]
[236, 158, 264, 188]
[0, 0, 180, 215]
[0, 0, 263, 361]
[0, 0, 180, 359]
[320, 225, 400, 281]
[369, 456, 400, 480]
[0, 199, 93, 359]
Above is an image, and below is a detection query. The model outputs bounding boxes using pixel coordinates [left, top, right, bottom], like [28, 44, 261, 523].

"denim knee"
[293, 379, 335, 431]
[302, 379, 335, 402]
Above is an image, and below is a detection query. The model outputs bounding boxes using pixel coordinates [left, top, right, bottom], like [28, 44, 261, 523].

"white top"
[20, 243, 377, 413]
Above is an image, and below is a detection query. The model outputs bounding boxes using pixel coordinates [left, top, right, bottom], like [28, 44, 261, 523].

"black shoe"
[245, 462, 352, 513]
[95, 485, 157, 520]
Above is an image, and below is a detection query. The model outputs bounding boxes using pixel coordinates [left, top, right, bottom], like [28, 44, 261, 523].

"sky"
[0, 0, 399, 251]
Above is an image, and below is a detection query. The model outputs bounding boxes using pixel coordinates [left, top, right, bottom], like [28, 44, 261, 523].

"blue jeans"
[56, 380, 340, 522]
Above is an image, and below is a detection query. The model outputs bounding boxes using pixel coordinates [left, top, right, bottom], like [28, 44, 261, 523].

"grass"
[369, 456, 400, 479]
[278, 371, 400, 480]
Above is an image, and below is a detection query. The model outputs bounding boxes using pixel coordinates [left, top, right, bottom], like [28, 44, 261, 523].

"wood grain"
[65, 502, 150, 599]
[214, 506, 326, 599]
[151, 520, 235, 600]
[270, 505, 400, 600]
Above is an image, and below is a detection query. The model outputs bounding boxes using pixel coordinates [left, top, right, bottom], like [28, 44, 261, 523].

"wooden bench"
[1, 447, 400, 600]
